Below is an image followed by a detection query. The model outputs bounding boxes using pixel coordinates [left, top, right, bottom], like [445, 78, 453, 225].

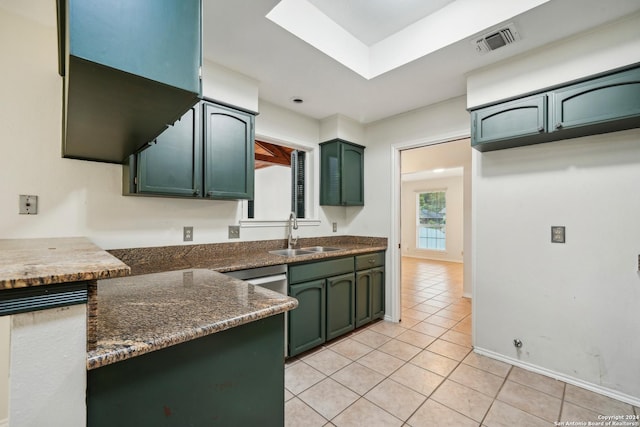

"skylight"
[266, 0, 550, 80]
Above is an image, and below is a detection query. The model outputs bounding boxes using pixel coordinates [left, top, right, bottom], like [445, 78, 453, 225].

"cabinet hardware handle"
[207, 191, 214, 197]
[193, 189, 200, 196]
[538, 126, 544, 133]
[555, 122, 563, 129]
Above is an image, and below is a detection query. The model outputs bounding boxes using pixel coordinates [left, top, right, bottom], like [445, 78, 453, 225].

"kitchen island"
[88, 268, 297, 426]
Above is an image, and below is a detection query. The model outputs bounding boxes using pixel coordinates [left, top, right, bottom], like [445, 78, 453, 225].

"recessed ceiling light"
[290, 97, 304, 104]
[433, 168, 445, 173]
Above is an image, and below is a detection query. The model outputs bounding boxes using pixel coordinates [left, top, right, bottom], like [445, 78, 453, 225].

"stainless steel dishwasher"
[224, 264, 288, 356]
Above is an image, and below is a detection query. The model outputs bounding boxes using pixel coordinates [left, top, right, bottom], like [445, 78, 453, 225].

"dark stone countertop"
[0, 237, 130, 290]
[89, 235, 386, 369]
[87, 268, 297, 369]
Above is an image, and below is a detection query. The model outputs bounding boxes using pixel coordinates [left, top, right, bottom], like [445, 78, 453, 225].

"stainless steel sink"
[269, 248, 314, 257]
[300, 246, 342, 252]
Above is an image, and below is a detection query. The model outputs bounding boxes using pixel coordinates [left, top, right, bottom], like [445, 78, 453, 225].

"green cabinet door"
[341, 143, 364, 206]
[471, 94, 547, 151]
[355, 271, 372, 328]
[326, 273, 356, 341]
[136, 105, 202, 196]
[551, 67, 640, 133]
[203, 102, 255, 200]
[289, 279, 326, 357]
[370, 267, 385, 320]
[320, 139, 365, 206]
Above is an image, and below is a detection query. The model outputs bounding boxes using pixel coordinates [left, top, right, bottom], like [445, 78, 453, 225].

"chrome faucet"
[288, 212, 299, 249]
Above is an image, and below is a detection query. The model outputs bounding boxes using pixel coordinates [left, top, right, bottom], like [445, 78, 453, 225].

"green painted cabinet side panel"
[320, 141, 341, 205]
[472, 94, 547, 149]
[355, 252, 385, 270]
[320, 139, 365, 206]
[326, 273, 356, 341]
[370, 267, 385, 320]
[288, 280, 326, 357]
[137, 105, 201, 196]
[551, 67, 640, 131]
[355, 271, 372, 328]
[87, 314, 284, 427]
[69, 0, 201, 92]
[288, 257, 354, 285]
[203, 102, 255, 200]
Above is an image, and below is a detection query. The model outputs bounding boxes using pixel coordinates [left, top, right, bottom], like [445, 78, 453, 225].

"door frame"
[388, 130, 470, 324]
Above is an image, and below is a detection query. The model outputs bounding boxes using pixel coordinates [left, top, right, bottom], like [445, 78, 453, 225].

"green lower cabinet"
[288, 279, 326, 357]
[326, 273, 355, 340]
[370, 267, 385, 320]
[87, 314, 284, 427]
[355, 266, 385, 328]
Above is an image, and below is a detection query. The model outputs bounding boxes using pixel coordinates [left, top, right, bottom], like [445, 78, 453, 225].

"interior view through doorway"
[398, 138, 472, 332]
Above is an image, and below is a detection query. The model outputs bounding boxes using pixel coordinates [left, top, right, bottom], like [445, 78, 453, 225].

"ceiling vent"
[473, 23, 521, 54]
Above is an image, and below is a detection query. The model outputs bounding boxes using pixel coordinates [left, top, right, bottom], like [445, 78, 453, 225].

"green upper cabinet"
[470, 64, 640, 152]
[124, 100, 255, 200]
[320, 139, 365, 206]
[137, 105, 202, 196]
[471, 94, 547, 151]
[59, 0, 202, 163]
[203, 102, 255, 200]
[551, 67, 640, 133]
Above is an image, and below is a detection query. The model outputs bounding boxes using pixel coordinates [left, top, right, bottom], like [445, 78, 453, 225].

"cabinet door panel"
[472, 94, 546, 146]
[137, 105, 201, 196]
[370, 267, 385, 320]
[552, 67, 640, 131]
[341, 144, 364, 206]
[203, 103, 254, 200]
[326, 273, 355, 341]
[288, 280, 325, 357]
[355, 271, 372, 328]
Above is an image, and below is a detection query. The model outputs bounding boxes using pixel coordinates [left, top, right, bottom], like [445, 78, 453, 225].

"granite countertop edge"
[87, 298, 298, 370]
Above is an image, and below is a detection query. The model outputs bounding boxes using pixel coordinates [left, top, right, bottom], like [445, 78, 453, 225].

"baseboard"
[463, 292, 472, 299]
[474, 347, 640, 407]
[0, 417, 8, 427]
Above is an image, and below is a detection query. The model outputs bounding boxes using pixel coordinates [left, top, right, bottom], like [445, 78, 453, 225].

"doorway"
[388, 135, 472, 326]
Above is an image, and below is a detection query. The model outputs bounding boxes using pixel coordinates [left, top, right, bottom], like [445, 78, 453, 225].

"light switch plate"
[229, 225, 240, 239]
[19, 195, 38, 215]
[332, 222, 337, 232]
[551, 226, 565, 243]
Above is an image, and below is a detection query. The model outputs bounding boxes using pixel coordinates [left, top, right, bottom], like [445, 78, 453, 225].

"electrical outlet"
[228, 225, 240, 239]
[332, 222, 337, 232]
[19, 195, 38, 215]
[551, 226, 565, 243]
[183, 226, 193, 242]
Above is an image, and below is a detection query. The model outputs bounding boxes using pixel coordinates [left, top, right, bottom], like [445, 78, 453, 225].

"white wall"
[0, 3, 346, 250]
[469, 13, 640, 402]
[10, 305, 87, 427]
[354, 96, 471, 320]
[401, 175, 464, 263]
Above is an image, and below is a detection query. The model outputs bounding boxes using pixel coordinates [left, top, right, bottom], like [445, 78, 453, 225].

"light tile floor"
[285, 258, 639, 426]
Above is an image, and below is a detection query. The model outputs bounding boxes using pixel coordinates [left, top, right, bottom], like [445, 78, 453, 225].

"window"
[417, 191, 446, 250]
[247, 141, 307, 220]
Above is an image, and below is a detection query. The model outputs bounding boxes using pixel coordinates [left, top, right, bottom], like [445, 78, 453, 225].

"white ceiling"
[306, 0, 456, 46]
[203, 0, 640, 124]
